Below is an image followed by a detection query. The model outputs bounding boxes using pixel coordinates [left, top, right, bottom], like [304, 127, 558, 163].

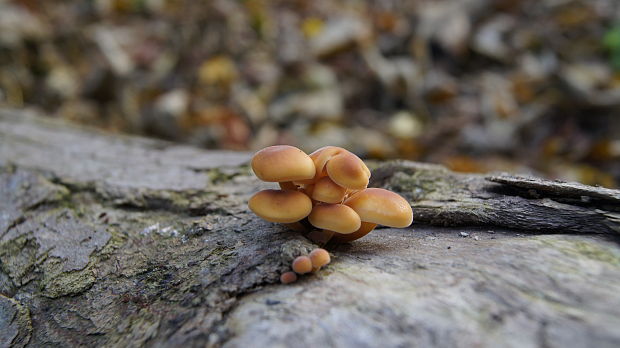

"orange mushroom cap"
[311, 176, 347, 203]
[251, 145, 315, 182]
[248, 189, 312, 223]
[326, 151, 370, 190]
[344, 188, 413, 228]
[308, 204, 361, 234]
[292, 256, 313, 274]
[308, 146, 343, 179]
[280, 271, 298, 284]
[309, 248, 331, 269]
[304, 146, 370, 189]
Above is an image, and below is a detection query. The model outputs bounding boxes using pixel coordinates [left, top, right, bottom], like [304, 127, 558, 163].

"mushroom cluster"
[249, 145, 413, 244]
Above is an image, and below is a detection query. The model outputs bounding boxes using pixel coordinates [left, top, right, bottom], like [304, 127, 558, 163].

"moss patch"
[537, 237, 620, 266]
[571, 240, 620, 266]
[0, 235, 40, 287]
[40, 259, 97, 298]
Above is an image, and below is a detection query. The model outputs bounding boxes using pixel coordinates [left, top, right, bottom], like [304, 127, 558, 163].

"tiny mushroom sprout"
[280, 248, 331, 284]
[248, 145, 413, 246]
[292, 256, 313, 274]
[309, 248, 331, 271]
[280, 271, 298, 284]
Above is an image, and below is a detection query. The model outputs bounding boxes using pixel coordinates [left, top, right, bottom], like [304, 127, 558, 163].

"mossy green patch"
[0, 235, 40, 286]
[40, 259, 96, 298]
[98, 228, 126, 256]
[571, 241, 620, 266]
[381, 165, 460, 202]
[0, 294, 33, 347]
[32, 223, 118, 298]
[207, 166, 250, 184]
[40, 271, 94, 298]
[537, 237, 620, 266]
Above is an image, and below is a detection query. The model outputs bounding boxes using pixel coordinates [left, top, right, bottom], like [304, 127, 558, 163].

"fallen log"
[1, 109, 619, 347]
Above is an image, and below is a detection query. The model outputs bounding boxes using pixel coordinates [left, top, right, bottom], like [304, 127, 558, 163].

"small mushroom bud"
[292, 256, 313, 274]
[248, 189, 312, 223]
[280, 271, 298, 284]
[309, 248, 330, 271]
[311, 176, 347, 203]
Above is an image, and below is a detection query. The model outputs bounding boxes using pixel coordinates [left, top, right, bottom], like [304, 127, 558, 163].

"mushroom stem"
[284, 221, 310, 233]
[307, 229, 335, 245]
[302, 184, 315, 197]
[278, 181, 298, 191]
[331, 222, 377, 243]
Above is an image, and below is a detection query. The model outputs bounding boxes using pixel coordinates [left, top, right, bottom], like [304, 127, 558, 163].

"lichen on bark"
[0, 110, 619, 347]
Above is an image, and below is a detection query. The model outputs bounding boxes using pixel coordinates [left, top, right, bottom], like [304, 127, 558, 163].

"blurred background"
[1, 0, 619, 187]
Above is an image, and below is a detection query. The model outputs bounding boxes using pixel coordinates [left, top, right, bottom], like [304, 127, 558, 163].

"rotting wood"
[371, 161, 620, 234]
[1, 110, 619, 348]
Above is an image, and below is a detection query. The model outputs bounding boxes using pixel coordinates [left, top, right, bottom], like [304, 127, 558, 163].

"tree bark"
[1, 109, 619, 347]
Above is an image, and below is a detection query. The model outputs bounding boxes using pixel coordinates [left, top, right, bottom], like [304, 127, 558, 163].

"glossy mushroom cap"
[309, 248, 331, 269]
[308, 146, 342, 179]
[251, 145, 316, 182]
[292, 256, 313, 274]
[280, 271, 298, 284]
[311, 176, 347, 203]
[308, 204, 361, 234]
[305, 146, 370, 189]
[248, 189, 312, 223]
[344, 188, 413, 228]
[326, 151, 370, 190]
